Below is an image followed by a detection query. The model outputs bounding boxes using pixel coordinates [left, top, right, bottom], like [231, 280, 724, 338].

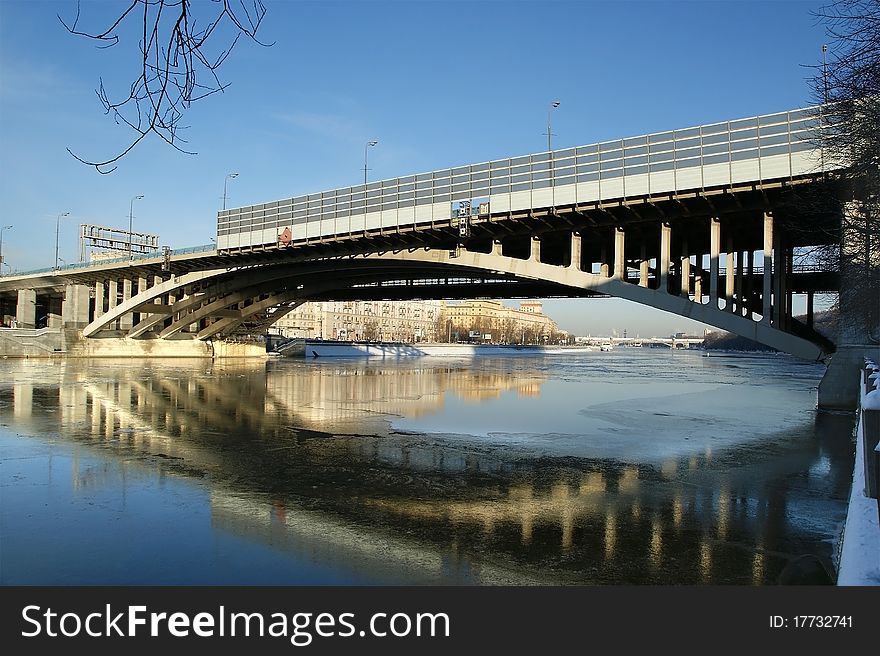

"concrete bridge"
[0, 105, 846, 362]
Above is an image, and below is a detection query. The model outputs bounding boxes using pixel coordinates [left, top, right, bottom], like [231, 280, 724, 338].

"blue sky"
[0, 0, 831, 335]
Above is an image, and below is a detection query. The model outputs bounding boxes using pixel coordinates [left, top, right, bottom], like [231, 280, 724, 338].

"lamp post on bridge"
[364, 140, 378, 185]
[546, 100, 560, 153]
[129, 194, 144, 262]
[0, 225, 11, 274]
[822, 44, 829, 103]
[223, 172, 239, 211]
[54, 212, 70, 272]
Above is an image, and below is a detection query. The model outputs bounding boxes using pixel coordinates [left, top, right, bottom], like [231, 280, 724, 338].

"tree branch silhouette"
[60, 0, 271, 174]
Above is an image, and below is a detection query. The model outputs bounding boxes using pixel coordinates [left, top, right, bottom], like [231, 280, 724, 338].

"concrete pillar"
[746, 249, 755, 318]
[772, 231, 783, 328]
[15, 289, 36, 329]
[725, 237, 735, 312]
[613, 227, 625, 280]
[693, 255, 702, 303]
[785, 248, 793, 331]
[569, 233, 582, 271]
[530, 237, 541, 263]
[119, 279, 133, 331]
[108, 280, 118, 310]
[62, 284, 90, 329]
[107, 279, 118, 330]
[680, 237, 690, 298]
[492, 240, 503, 256]
[600, 244, 609, 277]
[709, 217, 721, 307]
[762, 212, 773, 324]
[94, 281, 105, 319]
[734, 252, 744, 315]
[659, 223, 671, 293]
[639, 242, 649, 287]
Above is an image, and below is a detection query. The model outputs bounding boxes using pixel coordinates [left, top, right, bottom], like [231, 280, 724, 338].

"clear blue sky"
[0, 0, 831, 336]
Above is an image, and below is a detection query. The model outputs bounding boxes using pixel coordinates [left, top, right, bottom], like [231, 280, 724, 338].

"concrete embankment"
[0, 328, 266, 358]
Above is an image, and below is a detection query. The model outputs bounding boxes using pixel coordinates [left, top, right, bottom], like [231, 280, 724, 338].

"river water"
[0, 350, 854, 585]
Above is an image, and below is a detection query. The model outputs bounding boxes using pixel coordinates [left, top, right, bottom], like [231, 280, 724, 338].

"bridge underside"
[1, 177, 842, 360]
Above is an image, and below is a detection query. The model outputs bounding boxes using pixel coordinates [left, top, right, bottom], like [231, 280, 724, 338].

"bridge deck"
[218, 105, 834, 251]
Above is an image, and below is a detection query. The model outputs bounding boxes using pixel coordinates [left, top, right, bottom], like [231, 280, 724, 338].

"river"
[0, 349, 854, 584]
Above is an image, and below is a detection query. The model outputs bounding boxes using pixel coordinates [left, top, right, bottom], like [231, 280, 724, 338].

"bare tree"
[60, 0, 270, 173]
[812, 0, 880, 344]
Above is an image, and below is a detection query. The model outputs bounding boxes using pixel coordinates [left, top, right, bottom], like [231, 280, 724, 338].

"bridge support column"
[569, 233, 582, 271]
[530, 237, 541, 263]
[694, 254, 702, 303]
[680, 238, 690, 298]
[135, 276, 148, 326]
[15, 289, 36, 329]
[119, 279, 133, 331]
[94, 281, 105, 320]
[762, 212, 773, 324]
[785, 247, 793, 332]
[710, 217, 721, 308]
[660, 222, 671, 293]
[735, 251, 745, 315]
[62, 284, 90, 329]
[613, 227, 625, 280]
[772, 231, 783, 328]
[639, 242, 648, 287]
[492, 240, 503, 256]
[108, 280, 119, 330]
[600, 244, 609, 277]
[726, 237, 735, 312]
[746, 250, 755, 318]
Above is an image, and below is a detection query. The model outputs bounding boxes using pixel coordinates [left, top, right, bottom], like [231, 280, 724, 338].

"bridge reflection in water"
[1, 355, 853, 584]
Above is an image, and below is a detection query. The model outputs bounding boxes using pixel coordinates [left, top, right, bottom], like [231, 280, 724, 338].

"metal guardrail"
[7, 244, 216, 278]
[217, 104, 833, 242]
[861, 360, 880, 505]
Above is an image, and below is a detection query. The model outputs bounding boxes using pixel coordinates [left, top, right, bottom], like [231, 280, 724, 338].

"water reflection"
[0, 355, 854, 585]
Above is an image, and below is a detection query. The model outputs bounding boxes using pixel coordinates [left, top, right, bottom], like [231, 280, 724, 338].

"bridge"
[0, 105, 845, 360]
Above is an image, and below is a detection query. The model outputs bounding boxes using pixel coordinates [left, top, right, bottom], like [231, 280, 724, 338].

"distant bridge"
[0, 105, 845, 360]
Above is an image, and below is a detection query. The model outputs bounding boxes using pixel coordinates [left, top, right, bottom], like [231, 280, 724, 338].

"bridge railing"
[7, 244, 216, 279]
[217, 104, 837, 251]
[861, 360, 880, 503]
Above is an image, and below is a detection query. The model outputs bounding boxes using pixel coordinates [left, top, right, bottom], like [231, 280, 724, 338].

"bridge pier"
[762, 212, 773, 323]
[680, 238, 690, 298]
[725, 236, 735, 312]
[569, 233, 581, 271]
[639, 242, 648, 287]
[62, 284, 90, 329]
[659, 223, 671, 293]
[119, 279, 133, 331]
[613, 227, 625, 280]
[16, 289, 36, 329]
[710, 217, 721, 308]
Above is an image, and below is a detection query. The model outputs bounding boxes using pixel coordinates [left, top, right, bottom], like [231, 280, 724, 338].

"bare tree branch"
[810, 0, 880, 342]
[60, 0, 272, 174]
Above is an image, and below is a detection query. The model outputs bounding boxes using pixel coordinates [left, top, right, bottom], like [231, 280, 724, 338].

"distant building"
[443, 300, 559, 343]
[271, 300, 442, 342]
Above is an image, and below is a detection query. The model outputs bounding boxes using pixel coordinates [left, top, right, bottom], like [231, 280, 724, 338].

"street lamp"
[364, 140, 378, 185]
[129, 194, 144, 261]
[54, 212, 70, 271]
[223, 172, 239, 210]
[546, 101, 561, 153]
[822, 44, 829, 103]
[0, 225, 11, 273]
